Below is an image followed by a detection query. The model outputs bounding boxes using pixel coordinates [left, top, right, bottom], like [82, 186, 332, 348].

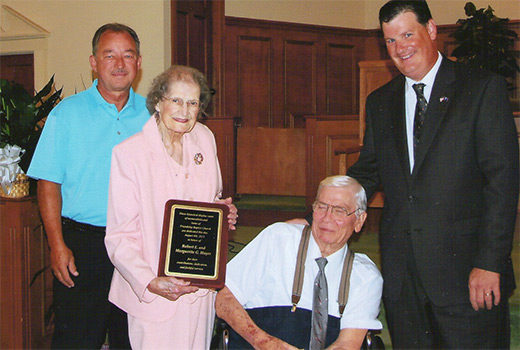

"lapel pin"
[440, 96, 448, 103]
[194, 153, 204, 165]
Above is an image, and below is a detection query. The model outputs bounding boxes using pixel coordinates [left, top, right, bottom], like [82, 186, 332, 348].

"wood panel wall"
[236, 127, 306, 195]
[219, 17, 520, 126]
[305, 115, 360, 207]
[358, 60, 400, 142]
[171, 0, 225, 115]
[200, 116, 237, 198]
[223, 17, 371, 128]
[215, 17, 519, 202]
[221, 18, 519, 129]
[172, 1, 214, 81]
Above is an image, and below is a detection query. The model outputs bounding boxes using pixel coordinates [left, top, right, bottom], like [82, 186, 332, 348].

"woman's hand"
[147, 276, 199, 301]
[217, 197, 238, 230]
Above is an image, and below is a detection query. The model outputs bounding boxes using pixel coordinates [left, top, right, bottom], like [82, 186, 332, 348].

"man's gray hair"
[92, 23, 140, 56]
[316, 175, 367, 214]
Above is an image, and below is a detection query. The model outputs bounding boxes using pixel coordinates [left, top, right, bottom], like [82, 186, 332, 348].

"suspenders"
[291, 225, 355, 316]
[214, 224, 384, 350]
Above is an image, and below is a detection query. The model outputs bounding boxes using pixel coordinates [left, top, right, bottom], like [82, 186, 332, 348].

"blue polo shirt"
[28, 80, 150, 226]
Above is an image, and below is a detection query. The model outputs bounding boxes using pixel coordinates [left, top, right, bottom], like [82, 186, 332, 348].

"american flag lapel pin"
[440, 96, 448, 103]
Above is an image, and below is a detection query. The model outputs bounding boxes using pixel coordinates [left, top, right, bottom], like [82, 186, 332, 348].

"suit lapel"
[412, 58, 457, 177]
[388, 75, 413, 179]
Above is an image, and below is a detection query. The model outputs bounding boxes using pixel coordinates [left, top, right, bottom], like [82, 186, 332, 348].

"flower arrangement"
[0, 76, 62, 197]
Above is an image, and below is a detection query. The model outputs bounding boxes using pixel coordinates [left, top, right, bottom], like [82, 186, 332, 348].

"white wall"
[225, 0, 368, 28]
[226, 0, 519, 29]
[0, 0, 517, 98]
[0, 0, 171, 97]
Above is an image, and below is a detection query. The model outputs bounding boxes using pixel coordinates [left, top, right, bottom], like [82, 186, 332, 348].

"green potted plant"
[450, 2, 520, 91]
[0, 76, 62, 173]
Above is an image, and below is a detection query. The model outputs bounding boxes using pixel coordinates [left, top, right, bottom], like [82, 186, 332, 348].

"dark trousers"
[384, 235, 511, 349]
[51, 219, 131, 349]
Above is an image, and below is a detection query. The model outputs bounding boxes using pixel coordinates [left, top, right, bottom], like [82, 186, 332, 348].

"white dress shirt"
[225, 222, 383, 331]
[405, 52, 443, 171]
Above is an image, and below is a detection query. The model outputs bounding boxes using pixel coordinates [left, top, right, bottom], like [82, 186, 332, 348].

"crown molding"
[0, 5, 49, 41]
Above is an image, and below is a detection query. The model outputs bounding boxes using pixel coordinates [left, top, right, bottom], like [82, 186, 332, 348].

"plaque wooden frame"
[158, 199, 229, 289]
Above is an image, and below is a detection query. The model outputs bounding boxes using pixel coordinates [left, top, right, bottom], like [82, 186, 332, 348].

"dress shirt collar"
[404, 52, 443, 171]
[405, 51, 443, 101]
[309, 230, 349, 268]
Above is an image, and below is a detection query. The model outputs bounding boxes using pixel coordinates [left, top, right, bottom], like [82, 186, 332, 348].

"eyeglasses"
[162, 96, 200, 109]
[312, 201, 358, 220]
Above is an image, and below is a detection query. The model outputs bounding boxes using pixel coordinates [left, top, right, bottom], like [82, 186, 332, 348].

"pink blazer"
[105, 117, 222, 321]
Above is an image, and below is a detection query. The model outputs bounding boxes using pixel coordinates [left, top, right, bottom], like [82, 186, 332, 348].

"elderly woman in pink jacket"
[105, 65, 237, 349]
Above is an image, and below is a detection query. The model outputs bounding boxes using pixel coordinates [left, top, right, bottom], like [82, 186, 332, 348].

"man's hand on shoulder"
[285, 218, 309, 225]
[468, 267, 500, 311]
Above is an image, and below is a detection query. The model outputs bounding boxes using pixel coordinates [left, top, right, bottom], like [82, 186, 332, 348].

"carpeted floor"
[228, 218, 520, 349]
[234, 194, 307, 211]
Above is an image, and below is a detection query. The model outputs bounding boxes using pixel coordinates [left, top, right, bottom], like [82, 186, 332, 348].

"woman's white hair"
[316, 175, 367, 214]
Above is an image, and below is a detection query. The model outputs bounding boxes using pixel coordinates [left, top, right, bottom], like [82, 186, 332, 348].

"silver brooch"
[194, 153, 204, 165]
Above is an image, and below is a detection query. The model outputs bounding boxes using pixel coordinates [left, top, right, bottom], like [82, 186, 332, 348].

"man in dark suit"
[346, 0, 519, 348]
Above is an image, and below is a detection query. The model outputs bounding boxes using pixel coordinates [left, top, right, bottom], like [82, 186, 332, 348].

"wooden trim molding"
[226, 16, 370, 37]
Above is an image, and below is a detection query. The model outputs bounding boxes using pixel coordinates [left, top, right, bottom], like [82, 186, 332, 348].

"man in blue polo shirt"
[28, 23, 149, 349]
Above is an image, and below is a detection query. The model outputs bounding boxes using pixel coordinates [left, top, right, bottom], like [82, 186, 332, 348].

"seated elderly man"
[215, 175, 383, 350]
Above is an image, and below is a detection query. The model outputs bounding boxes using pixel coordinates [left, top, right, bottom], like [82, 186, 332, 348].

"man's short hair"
[92, 23, 140, 56]
[316, 175, 367, 214]
[379, 0, 432, 26]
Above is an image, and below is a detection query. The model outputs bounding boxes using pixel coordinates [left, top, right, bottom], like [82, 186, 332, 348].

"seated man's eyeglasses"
[312, 201, 358, 219]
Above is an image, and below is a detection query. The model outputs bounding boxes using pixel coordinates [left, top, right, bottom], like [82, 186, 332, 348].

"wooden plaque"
[158, 199, 229, 289]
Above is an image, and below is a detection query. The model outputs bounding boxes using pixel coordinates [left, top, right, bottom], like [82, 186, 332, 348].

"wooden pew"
[304, 114, 386, 209]
[305, 115, 361, 208]
[201, 116, 238, 199]
[233, 127, 306, 225]
[236, 127, 306, 196]
[355, 60, 400, 207]
[358, 60, 400, 142]
[205, 60, 399, 211]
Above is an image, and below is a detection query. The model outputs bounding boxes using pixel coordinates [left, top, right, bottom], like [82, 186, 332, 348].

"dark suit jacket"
[348, 57, 519, 307]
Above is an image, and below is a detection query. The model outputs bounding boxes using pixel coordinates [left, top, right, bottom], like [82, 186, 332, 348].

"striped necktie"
[412, 83, 427, 160]
[310, 257, 328, 350]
